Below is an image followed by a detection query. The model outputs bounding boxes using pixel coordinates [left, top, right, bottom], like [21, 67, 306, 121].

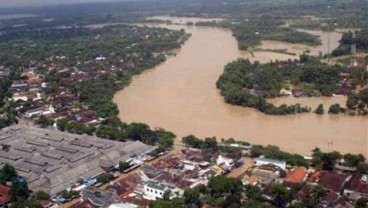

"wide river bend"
[113, 18, 368, 156]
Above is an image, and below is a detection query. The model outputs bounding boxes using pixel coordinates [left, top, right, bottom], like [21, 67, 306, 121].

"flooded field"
[113, 17, 368, 156]
[258, 29, 342, 57]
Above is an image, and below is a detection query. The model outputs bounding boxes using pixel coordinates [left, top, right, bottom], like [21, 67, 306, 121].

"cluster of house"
[241, 157, 368, 207]
[70, 148, 243, 208]
[0, 24, 186, 125]
[278, 61, 368, 98]
[10, 67, 102, 124]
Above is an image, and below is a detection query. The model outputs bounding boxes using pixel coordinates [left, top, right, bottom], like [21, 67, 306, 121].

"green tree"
[182, 135, 203, 149]
[311, 147, 323, 166]
[310, 185, 327, 201]
[155, 128, 175, 150]
[163, 190, 171, 200]
[355, 198, 368, 208]
[245, 185, 263, 201]
[183, 188, 201, 207]
[347, 92, 359, 109]
[149, 198, 185, 208]
[314, 104, 324, 114]
[207, 175, 243, 198]
[56, 118, 69, 131]
[322, 151, 342, 170]
[203, 137, 218, 151]
[10, 180, 30, 202]
[1, 144, 10, 152]
[61, 190, 79, 199]
[36, 190, 50, 200]
[271, 183, 290, 207]
[0, 163, 17, 184]
[96, 173, 114, 184]
[343, 153, 366, 167]
[119, 161, 131, 172]
[36, 116, 54, 127]
[328, 104, 344, 114]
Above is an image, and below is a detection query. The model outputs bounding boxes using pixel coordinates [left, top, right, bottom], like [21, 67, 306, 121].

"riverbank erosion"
[113, 20, 368, 156]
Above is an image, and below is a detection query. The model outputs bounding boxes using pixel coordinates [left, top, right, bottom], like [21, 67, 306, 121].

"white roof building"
[255, 157, 286, 170]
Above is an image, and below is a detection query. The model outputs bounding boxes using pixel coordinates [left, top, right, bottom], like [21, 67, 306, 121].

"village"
[66, 139, 368, 208]
[0, 123, 365, 208]
[0, 1, 366, 208]
[0, 24, 188, 129]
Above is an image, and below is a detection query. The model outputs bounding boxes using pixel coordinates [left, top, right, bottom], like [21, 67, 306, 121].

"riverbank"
[113, 18, 368, 156]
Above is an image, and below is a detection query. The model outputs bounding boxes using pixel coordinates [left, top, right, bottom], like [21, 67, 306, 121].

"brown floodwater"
[113, 18, 368, 156]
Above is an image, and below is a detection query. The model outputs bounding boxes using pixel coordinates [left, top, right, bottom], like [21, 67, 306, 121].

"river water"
[113, 17, 368, 156]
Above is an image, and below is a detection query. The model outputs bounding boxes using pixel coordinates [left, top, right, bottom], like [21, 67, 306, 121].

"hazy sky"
[0, 0, 125, 8]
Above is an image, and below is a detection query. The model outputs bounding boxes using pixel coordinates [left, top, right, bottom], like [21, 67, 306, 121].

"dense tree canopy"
[216, 58, 346, 115]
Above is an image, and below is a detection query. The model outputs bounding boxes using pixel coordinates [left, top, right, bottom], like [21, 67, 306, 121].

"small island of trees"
[216, 56, 367, 116]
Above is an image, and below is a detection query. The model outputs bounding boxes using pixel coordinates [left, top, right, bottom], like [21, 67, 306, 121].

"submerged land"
[0, 0, 366, 207]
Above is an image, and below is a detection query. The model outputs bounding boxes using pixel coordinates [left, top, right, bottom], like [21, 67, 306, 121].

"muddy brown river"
[113, 17, 368, 156]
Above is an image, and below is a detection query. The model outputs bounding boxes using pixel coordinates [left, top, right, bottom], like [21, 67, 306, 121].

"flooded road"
[113, 18, 368, 156]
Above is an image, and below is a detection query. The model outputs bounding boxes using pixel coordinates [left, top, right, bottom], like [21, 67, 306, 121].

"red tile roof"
[317, 172, 348, 192]
[344, 173, 368, 194]
[0, 185, 10, 205]
[284, 168, 307, 184]
[296, 184, 311, 201]
[308, 171, 321, 183]
[39, 200, 52, 208]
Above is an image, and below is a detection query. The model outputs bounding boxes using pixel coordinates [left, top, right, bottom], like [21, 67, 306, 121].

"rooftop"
[0, 125, 153, 195]
[146, 181, 166, 191]
[255, 157, 286, 165]
[81, 187, 120, 207]
[0, 185, 10, 205]
[317, 171, 349, 192]
[283, 168, 307, 184]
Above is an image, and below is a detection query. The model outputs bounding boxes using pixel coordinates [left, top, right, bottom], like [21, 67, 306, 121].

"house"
[11, 82, 28, 89]
[219, 143, 252, 155]
[292, 89, 306, 97]
[143, 181, 168, 200]
[343, 173, 368, 200]
[181, 160, 197, 171]
[12, 92, 40, 102]
[11, 93, 28, 102]
[307, 171, 321, 183]
[216, 155, 234, 168]
[243, 164, 280, 186]
[320, 192, 350, 207]
[321, 192, 354, 208]
[280, 88, 292, 96]
[96, 56, 106, 61]
[79, 187, 121, 207]
[334, 86, 352, 96]
[296, 184, 311, 201]
[24, 105, 55, 118]
[283, 168, 307, 185]
[0, 185, 10, 207]
[317, 172, 349, 193]
[38, 200, 53, 208]
[336, 159, 358, 172]
[143, 181, 182, 200]
[255, 157, 286, 170]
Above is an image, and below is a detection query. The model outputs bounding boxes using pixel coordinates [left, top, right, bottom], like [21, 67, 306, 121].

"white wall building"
[181, 160, 198, 171]
[25, 105, 55, 118]
[255, 157, 286, 170]
[143, 181, 183, 201]
[216, 155, 234, 167]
